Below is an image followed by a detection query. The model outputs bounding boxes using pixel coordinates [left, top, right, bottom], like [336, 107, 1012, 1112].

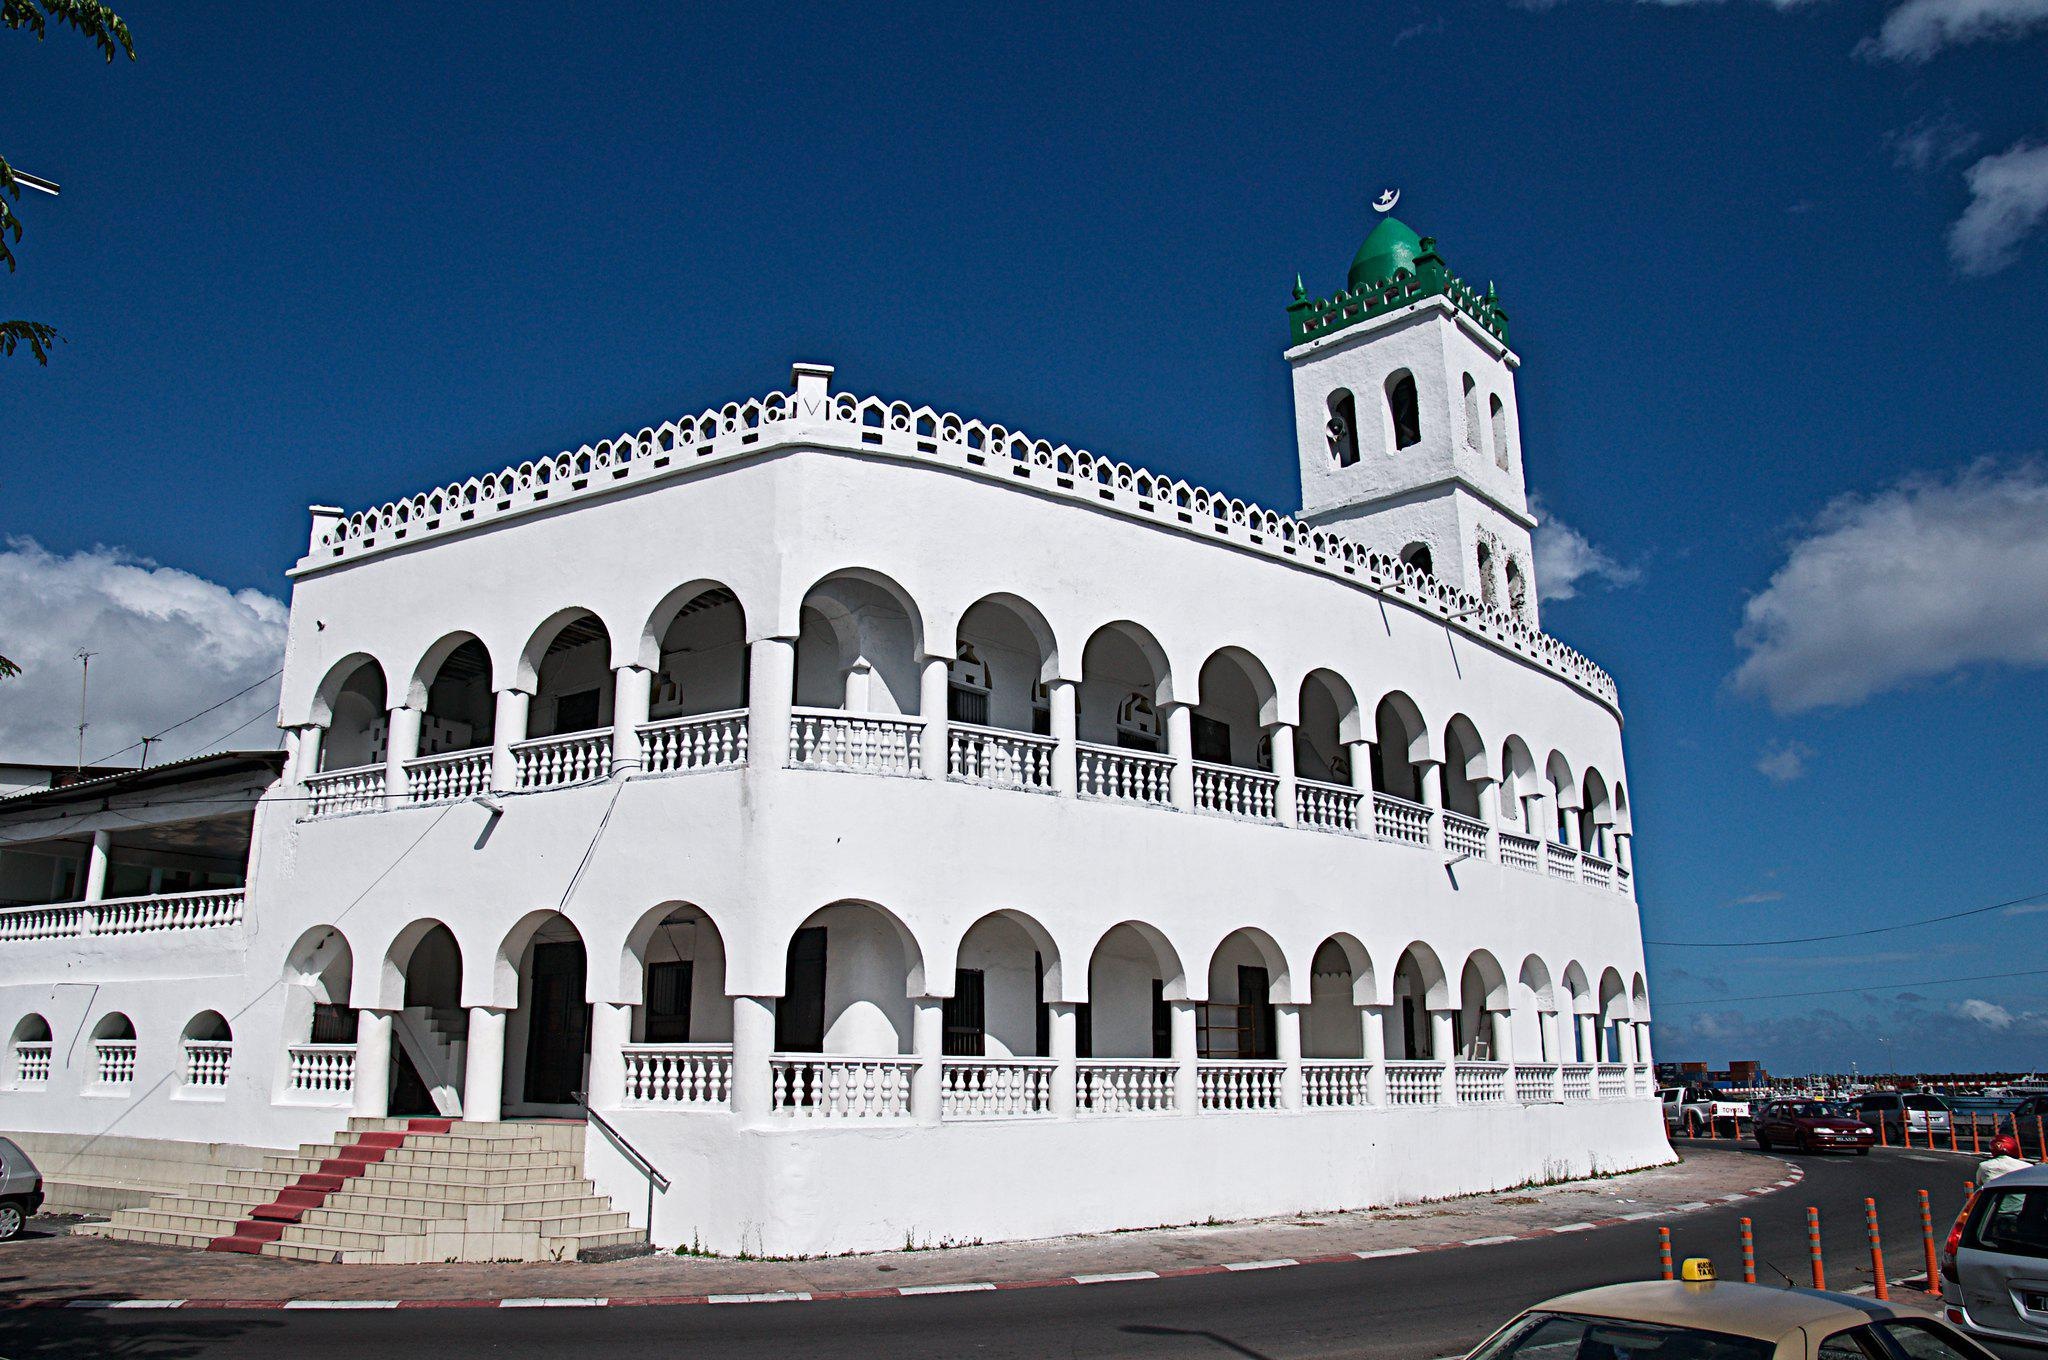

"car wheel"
[0, 1201, 22, 1243]
[1686, 1115, 1703, 1137]
[1855, 1147, 1870, 1157]
[1756, 1128, 1771, 1150]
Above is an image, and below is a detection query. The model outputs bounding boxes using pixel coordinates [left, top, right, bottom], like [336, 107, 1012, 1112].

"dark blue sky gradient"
[5, 2, 2044, 1072]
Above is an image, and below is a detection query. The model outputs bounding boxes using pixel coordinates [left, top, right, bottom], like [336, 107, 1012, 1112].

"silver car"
[0, 1136, 44, 1241]
[1943, 1161, 2048, 1351]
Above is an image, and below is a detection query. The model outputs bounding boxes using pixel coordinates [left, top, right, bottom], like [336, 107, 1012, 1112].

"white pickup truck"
[1660, 1084, 1752, 1136]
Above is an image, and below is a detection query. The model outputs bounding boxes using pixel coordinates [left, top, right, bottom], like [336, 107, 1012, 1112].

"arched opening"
[1514, 957, 1556, 1063]
[501, 912, 591, 1113]
[1458, 952, 1509, 1061]
[1476, 540, 1499, 609]
[952, 593, 1058, 741]
[622, 904, 730, 1045]
[1388, 944, 1448, 1060]
[1442, 715, 1486, 820]
[9, 1014, 51, 1087]
[1505, 557, 1529, 621]
[1580, 769, 1614, 860]
[181, 1010, 230, 1041]
[1084, 922, 1184, 1060]
[1399, 541, 1434, 578]
[1462, 374, 1481, 450]
[1385, 370, 1422, 451]
[1326, 388, 1360, 468]
[1545, 751, 1578, 847]
[181, 1010, 233, 1089]
[282, 925, 357, 1047]
[1295, 668, 1360, 787]
[1561, 962, 1594, 1063]
[413, 635, 494, 755]
[795, 571, 924, 716]
[526, 611, 613, 740]
[1371, 692, 1428, 804]
[316, 656, 387, 772]
[1490, 394, 1510, 470]
[1499, 736, 1538, 833]
[1598, 968, 1629, 1063]
[91, 1011, 137, 1087]
[1079, 622, 1169, 753]
[1304, 935, 1375, 1059]
[379, 921, 465, 1117]
[1193, 648, 1276, 772]
[951, 910, 1060, 1058]
[1202, 929, 1291, 1059]
[10, 1014, 50, 1045]
[774, 901, 922, 1056]
[645, 585, 748, 720]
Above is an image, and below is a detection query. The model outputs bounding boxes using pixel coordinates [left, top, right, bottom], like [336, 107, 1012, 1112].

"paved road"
[0, 1143, 1986, 1360]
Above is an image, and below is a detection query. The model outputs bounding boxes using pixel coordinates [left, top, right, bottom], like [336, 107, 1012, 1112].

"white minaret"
[1284, 210, 1539, 627]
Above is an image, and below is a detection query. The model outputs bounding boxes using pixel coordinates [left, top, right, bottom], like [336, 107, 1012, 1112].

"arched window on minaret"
[1385, 371, 1422, 451]
[1326, 389, 1359, 468]
[1399, 541, 1433, 577]
[1506, 557, 1528, 620]
[1476, 541, 1499, 609]
[1462, 374, 1481, 450]
[1490, 394, 1510, 471]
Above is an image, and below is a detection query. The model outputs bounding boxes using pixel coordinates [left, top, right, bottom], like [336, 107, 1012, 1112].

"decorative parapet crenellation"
[1287, 242, 1509, 348]
[299, 386, 1616, 710]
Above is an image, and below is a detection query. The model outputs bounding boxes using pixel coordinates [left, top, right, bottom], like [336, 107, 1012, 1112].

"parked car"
[0, 1137, 44, 1241]
[1856, 1090, 1953, 1142]
[1942, 1161, 2048, 1351]
[1753, 1098, 1874, 1155]
[1466, 1275, 1997, 1359]
[1661, 1082, 1751, 1137]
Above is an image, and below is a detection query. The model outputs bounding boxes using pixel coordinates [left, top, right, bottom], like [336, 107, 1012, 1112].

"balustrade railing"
[94, 1039, 137, 1087]
[1192, 763, 1280, 822]
[1076, 1058, 1177, 1114]
[287, 1043, 357, 1099]
[1515, 1064, 1560, 1104]
[1294, 778, 1364, 834]
[1075, 742, 1174, 807]
[788, 710, 924, 777]
[304, 763, 385, 817]
[1498, 831, 1542, 873]
[1301, 1059, 1375, 1108]
[1561, 1064, 1595, 1101]
[1373, 793, 1434, 848]
[1197, 1059, 1284, 1111]
[403, 748, 491, 804]
[182, 1039, 233, 1089]
[1597, 1064, 1629, 1100]
[621, 1043, 732, 1107]
[947, 723, 1057, 793]
[13, 1042, 50, 1087]
[638, 710, 749, 775]
[1580, 854, 1613, 889]
[1455, 1062, 1508, 1104]
[1384, 1060, 1443, 1106]
[939, 1057, 1056, 1118]
[1546, 842, 1580, 881]
[768, 1054, 916, 1118]
[0, 888, 244, 943]
[1443, 811, 1490, 860]
[514, 728, 613, 790]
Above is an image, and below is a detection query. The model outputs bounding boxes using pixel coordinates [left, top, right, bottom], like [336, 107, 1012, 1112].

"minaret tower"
[1285, 208, 1539, 627]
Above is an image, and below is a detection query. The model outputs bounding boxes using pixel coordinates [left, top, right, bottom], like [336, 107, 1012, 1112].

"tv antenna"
[13, 170, 60, 197]
[74, 649, 96, 771]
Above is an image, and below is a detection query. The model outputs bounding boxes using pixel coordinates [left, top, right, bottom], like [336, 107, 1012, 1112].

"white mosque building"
[0, 214, 1668, 1260]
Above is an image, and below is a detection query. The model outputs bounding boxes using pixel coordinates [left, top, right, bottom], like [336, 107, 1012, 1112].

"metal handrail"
[572, 1089, 671, 1194]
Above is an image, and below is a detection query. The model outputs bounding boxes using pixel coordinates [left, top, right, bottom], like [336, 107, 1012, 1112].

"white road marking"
[1075, 1271, 1159, 1284]
[498, 1297, 606, 1307]
[1355, 1247, 1421, 1259]
[1224, 1259, 1298, 1271]
[898, 1283, 996, 1295]
[708, 1292, 812, 1304]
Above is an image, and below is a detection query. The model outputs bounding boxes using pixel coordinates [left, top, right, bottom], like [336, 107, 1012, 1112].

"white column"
[587, 1001, 631, 1110]
[384, 704, 422, 802]
[463, 1006, 507, 1122]
[293, 724, 327, 782]
[1048, 1001, 1078, 1118]
[1538, 1009, 1560, 1063]
[1346, 739, 1374, 834]
[490, 689, 530, 793]
[1416, 759, 1444, 848]
[1615, 1020, 1637, 1066]
[1275, 1002, 1303, 1110]
[1575, 1013, 1596, 1064]
[1431, 1010, 1458, 1102]
[611, 665, 653, 776]
[1360, 1003, 1389, 1106]
[1048, 678, 1079, 798]
[1267, 723, 1296, 826]
[83, 829, 111, 903]
[730, 995, 777, 1123]
[1635, 1022, 1654, 1070]
[1488, 1010, 1512, 1066]
[1163, 702, 1194, 812]
[747, 639, 796, 772]
[918, 654, 949, 780]
[910, 995, 945, 1123]
[352, 1008, 394, 1118]
[1170, 998, 1199, 1113]
[1474, 775, 1499, 827]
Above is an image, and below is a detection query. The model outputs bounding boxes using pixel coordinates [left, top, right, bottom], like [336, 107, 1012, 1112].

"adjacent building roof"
[0, 751, 285, 812]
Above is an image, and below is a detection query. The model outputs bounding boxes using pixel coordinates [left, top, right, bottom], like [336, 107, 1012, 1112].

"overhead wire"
[1643, 887, 2048, 948]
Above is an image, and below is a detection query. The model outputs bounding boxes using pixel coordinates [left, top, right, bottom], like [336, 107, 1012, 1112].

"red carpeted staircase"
[205, 1118, 452, 1254]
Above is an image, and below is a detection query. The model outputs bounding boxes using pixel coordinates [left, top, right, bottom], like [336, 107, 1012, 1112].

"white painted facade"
[0, 235, 1668, 1254]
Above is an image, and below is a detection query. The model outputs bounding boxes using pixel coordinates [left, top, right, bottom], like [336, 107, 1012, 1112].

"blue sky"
[4, 2, 2045, 1074]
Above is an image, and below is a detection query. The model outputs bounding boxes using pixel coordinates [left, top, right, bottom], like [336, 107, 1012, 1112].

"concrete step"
[322, 1185, 601, 1216]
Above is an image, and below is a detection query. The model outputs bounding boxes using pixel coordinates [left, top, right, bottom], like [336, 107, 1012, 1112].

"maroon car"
[1754, 1099, 1875, 1154]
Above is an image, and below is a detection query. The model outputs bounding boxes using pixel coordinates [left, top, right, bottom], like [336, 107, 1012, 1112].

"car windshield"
[1904, 1094, 1948, 1110]
[1469, 1311, 1775, 1360]
[1966, 1187, 2048, 1260]
[1779, 1102, 1826, 1117]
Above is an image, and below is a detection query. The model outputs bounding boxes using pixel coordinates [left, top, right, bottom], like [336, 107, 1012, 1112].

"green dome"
[1347, 216, 1424, 292]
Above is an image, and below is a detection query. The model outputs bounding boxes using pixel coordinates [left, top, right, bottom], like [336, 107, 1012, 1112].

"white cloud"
[1957, 997, 2015, 1029]
[1949, 138, 2048, 277]
[1754, 740, 1813, 784]
[1731, 461, 2048, 714]
[0, 539, 287, 766]
[1888, 113, 1983, 172]
[1726, 889, 1787, 906]
[1859, 0, 2048, 62]
[1532, 501, 1640, 603]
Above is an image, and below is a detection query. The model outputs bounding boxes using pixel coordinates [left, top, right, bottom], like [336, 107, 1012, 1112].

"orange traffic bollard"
[2036, 1115, 2044, 1159]
[1920, 1191, 1939, 1290]
[1809, 1206, 1826, 1289]
[1867, 1197, 1890, 1301]
[1971, 1114, 1981, 1155]
[1879, 1118, 1890, 1148]
[1740, 1216, 1757, 1284]
[1949, 1120, 1958, 1153]
[1660, 1226, 1674, 1280]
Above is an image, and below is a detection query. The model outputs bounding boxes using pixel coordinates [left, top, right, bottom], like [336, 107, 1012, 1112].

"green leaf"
[0, 319, 63, 364]
[3, 1, 135, 61]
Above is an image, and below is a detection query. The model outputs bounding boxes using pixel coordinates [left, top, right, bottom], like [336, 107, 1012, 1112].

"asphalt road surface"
[0, 1142, 1991, 1360]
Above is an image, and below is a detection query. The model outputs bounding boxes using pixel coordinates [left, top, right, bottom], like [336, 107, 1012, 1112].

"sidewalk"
[2, 1149, 1799, 1308]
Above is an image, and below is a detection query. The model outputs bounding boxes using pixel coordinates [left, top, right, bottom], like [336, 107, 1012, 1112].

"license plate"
[2024, 1292, 2048, 1313]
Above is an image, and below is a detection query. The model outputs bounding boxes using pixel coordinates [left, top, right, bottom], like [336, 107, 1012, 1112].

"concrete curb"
[6, 1164, 1806, 1311]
